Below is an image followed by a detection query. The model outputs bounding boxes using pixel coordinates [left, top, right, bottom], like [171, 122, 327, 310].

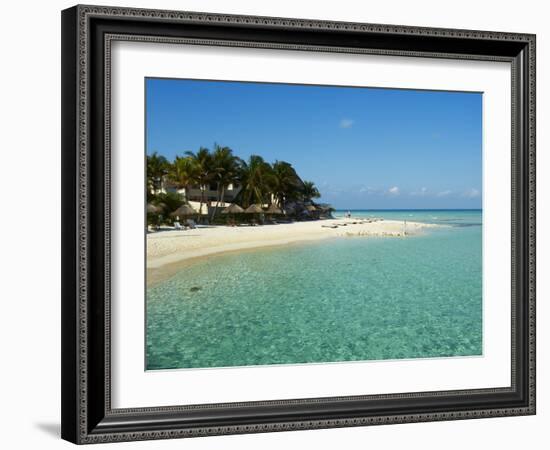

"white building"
[160, 180, 242, 215]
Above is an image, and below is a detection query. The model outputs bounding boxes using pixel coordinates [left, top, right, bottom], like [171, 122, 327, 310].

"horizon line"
[332, 208, 482, 211]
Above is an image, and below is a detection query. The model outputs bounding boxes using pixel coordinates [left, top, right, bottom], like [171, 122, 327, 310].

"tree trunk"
[199, 185, 205, 224]
[211, 185, 224, 222]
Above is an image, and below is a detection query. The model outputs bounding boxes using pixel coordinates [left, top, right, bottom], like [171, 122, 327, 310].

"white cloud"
[436, 190, 452, 197]
[339, 118, 355, 129]
[388, 186, 400, 195]
[359, 186, 380, 195]
[463, 188, 480, 198]
[410, 187, 428, 196]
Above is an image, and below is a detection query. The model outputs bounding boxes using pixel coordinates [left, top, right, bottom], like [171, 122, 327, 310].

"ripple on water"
[146, 217, 482, 370]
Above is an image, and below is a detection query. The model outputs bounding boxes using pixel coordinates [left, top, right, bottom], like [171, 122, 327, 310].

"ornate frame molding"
[62, 4, 536, 444]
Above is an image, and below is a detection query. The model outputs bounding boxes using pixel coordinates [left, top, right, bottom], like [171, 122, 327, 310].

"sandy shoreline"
[147, 218, 441, 286]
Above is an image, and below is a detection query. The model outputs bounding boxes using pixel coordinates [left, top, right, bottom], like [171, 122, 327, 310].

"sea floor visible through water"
[146, 210, 482, 370]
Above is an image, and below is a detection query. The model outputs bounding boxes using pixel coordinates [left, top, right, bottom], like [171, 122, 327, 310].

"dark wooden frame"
[61, 4, 536, 444]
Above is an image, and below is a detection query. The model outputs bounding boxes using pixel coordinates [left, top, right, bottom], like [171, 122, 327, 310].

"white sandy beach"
[147, 218, 440, 285]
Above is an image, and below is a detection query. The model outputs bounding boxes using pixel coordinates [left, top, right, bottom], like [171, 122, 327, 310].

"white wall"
[0, 0, 546, 448]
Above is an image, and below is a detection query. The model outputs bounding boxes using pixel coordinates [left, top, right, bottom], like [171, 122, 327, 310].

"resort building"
[151, 173, 332, 219]
[158, 179, 242, 216]
[159, 179, 240, 202]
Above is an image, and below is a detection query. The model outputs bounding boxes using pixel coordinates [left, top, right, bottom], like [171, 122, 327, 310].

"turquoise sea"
[146, 210, 482, 370]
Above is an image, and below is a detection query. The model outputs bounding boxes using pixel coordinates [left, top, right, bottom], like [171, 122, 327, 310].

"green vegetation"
[146, 152, 169, 196]
[147, 145, 331, 228]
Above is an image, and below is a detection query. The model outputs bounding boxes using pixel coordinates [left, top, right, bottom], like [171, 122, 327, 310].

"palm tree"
[155, 191, 185, 216]
[209, 145, 243, 221]
[185, 147, 215, 222]
[147, 152, 169, 194]
[302, 180, 321, 202]
[168, 155, 199, 201]
[271, 160, 303, 210]
[238, 155, 274, 208]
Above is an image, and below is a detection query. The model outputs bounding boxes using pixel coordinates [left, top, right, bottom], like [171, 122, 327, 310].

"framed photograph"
[61, 4, 536, 444]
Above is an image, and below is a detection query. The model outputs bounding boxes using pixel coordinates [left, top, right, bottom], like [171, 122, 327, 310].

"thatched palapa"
[265, 204, 283, 214]
[222, 204, 245, 214]
[170, 204, 197, 217]
[244, 204, 263, 214]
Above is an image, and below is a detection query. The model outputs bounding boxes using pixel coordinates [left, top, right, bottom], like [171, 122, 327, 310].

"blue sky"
[146, 78, 482, 209]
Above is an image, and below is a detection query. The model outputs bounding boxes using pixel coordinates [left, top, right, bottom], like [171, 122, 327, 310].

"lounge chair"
[186, 219, 197, 229]
[174, 221, 184, 230]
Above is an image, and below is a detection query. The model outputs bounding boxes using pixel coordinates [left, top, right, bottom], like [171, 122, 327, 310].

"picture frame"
[61, 4, 536, 444]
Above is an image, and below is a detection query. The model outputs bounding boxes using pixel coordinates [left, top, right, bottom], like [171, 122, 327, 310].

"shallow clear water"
[146, 210, 482, 370]
[334, 209, 482, 227]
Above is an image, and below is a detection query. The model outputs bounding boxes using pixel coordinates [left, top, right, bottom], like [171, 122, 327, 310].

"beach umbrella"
[147, 203, 159, 214]
[146, 203, 160, 230]
[222, 203, 244, 226]
[283, 206, 295, 216]
[265, 204, 283, 214]
[156, 202, 168, 213]
[244, 204, 263, 225]
[244, 204, 263, 214]
[170, 204, 197, 217]
[221, 203, 245, 214]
